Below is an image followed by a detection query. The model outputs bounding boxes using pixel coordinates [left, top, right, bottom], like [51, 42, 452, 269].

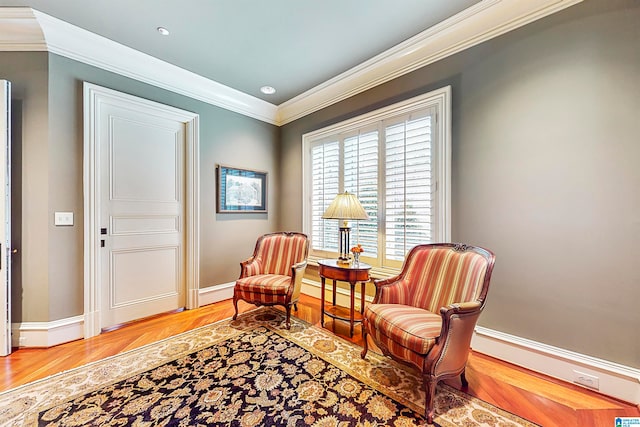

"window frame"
[302, 86, 451, 277]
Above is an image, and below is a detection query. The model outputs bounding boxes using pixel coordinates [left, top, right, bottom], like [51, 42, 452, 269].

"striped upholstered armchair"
[232, 232, 309, 329]
[361, 243, 495, 424]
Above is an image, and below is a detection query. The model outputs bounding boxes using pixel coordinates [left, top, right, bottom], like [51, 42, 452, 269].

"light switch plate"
[54, 211, 74, 226]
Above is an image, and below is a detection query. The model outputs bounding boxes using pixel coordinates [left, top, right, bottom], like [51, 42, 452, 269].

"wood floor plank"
[1, 294, 638, 427]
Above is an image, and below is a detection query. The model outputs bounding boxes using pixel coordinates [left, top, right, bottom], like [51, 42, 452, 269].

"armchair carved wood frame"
[361, 243, 495, 424]
[232, 232, 309, 329]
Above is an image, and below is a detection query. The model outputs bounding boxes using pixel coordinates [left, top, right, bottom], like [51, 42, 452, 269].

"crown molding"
[0, 1, 583, 126]
[275, 0, 583, 125]
[0, 7, 46, 51]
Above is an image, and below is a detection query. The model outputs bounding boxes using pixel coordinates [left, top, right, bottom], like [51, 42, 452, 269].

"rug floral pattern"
[0, 308, 538, 427]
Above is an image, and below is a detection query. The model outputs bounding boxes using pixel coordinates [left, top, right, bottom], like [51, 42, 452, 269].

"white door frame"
[0, 80, 11, 356]
[83, 82, 200, 338]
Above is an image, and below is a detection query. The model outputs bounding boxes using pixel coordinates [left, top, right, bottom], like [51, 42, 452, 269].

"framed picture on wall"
[216, 164, 268, 213]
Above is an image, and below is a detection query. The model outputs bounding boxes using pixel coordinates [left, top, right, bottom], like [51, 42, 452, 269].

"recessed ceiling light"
[157, 27, 170, 36]
[260, 86, 276, 95]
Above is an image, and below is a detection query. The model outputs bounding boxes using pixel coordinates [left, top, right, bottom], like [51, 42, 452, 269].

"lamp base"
[338, 225, 352, 266]
[337, 256, 351, 266]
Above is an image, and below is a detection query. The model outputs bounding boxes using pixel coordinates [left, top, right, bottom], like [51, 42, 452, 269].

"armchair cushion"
[236, 274, 291, 296]
[365, 304, 441, 355]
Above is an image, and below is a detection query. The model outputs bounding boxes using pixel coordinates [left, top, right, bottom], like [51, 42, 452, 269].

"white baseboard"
[200, 279, 373, 310]
[9, 283, 235, 349]
[12, 315, 84, 348]
[199, 279, 371, 310]
[472, 326, 640, 405]
[198, 282, 235, 307]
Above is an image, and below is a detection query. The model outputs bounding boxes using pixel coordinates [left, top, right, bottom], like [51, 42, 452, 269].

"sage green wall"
[3, 52, 280, 322]
[280, 0, 640, 368]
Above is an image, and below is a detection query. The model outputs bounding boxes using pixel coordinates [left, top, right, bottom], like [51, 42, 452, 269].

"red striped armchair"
[232, 232, 309, 329]
[361, 243, 495, 424]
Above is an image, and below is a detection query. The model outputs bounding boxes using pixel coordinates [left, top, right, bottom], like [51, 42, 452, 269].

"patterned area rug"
[0, 308, 538, 426]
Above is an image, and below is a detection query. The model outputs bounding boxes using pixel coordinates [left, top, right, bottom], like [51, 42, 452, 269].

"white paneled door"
[0, 80, 11, 356]
[96, 90, 187, 330]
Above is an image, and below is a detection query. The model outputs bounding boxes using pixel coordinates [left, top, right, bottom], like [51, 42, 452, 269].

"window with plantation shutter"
[311, 140, 339, 252]
[303, 87, 451, 273]
[344, 129, 379, 258]
[385, 113, 433, 261]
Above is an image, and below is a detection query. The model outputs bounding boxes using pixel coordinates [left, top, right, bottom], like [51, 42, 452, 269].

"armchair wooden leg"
[460, 369, 468, 388]
[293, 303, 298, 311]
[360, 320, 369, 359]
[285, 306, 292, 330]
[424, 375, 437, 425]
[232, 295, 239, 320]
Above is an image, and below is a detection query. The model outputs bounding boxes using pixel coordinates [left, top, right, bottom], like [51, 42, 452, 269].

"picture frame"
[216, 164, 268, 213]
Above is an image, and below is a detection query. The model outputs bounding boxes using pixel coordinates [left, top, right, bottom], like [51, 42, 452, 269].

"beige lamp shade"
[321, 191, 369, 221]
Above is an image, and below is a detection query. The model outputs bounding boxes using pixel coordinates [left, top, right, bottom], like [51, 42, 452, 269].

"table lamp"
[322, 191, 369, 263]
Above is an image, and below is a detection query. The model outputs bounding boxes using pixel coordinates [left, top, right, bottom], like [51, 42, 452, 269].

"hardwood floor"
[1, 294, 638, 426]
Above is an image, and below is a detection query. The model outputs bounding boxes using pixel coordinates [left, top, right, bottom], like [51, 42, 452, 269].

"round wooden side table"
[317, 259, 371, 337]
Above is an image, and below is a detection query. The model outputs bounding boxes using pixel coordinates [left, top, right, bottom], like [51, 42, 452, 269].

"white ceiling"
[0, 0, 480, 105]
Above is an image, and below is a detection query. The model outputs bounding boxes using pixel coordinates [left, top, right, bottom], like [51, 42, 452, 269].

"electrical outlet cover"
[573, 370, 599, 390]
[54, 212, 74, 226]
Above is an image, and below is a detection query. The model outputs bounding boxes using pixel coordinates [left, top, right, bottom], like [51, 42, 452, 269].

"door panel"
[110, 118, 179, 202]
[111, 247, 179, 304]
[99, 103, 185, 329]
[111, 216, 178, 235]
